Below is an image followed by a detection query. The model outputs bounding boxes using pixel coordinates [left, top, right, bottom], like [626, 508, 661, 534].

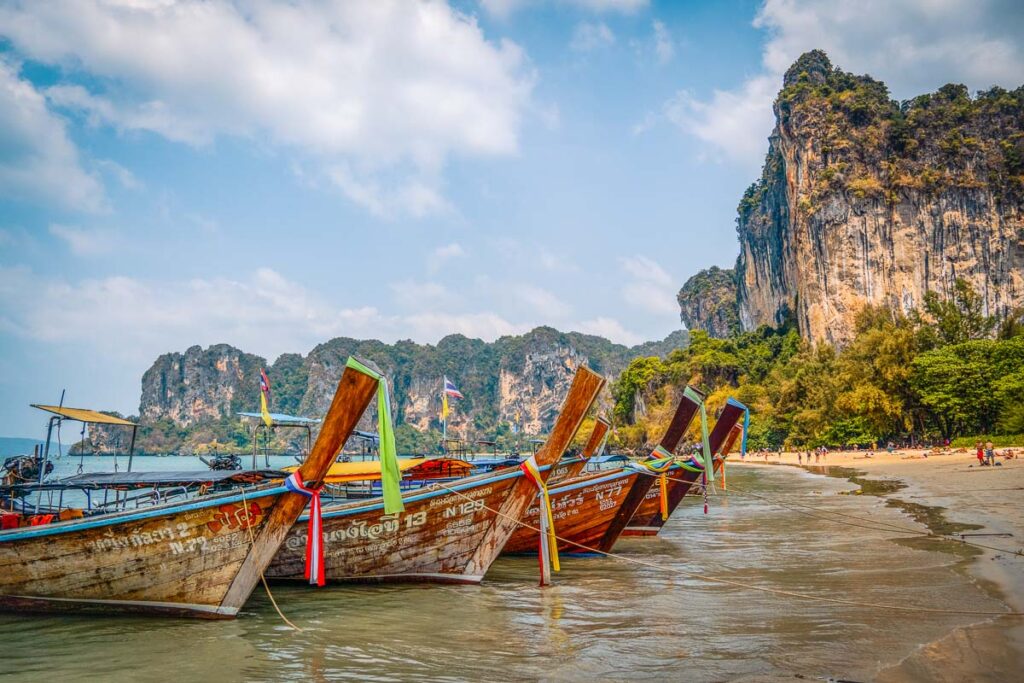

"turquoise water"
[0, 459, 1008, 681]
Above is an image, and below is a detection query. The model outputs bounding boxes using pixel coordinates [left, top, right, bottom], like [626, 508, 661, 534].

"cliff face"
[677, 266, 740, 337]
[133, 327, 687, 451]
[140, 344, 265, 427]
[735, 50, 1024, 345]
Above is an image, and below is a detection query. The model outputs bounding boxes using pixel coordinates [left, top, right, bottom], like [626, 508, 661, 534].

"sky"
[1, 0, 1022, 436]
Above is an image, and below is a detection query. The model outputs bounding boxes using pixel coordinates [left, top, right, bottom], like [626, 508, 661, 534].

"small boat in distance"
[0, 361, 379, 618]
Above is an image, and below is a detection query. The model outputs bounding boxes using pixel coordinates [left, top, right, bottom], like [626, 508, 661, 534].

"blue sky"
[1, 0, 1022, 436]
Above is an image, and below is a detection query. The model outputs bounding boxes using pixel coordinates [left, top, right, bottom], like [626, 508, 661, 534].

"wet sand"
[732, 449, 1024, 681]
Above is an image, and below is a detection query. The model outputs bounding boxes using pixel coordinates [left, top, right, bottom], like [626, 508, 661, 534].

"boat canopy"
[31, 404, 136, 426]
[26, 469, 288, 490]
[283, 457, 463, 484]
[237, 411, 321, 426]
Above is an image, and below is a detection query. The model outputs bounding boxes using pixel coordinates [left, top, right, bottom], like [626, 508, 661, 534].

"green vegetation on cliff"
[616, 279, 1024, 449]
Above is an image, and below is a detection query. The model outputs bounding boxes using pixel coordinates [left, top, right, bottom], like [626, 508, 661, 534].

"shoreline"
[731, 450, 1023, 680]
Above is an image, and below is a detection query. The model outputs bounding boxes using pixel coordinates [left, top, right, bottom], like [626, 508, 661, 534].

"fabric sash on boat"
[345, 357, 404, 515]
[521, 455, 559, 586]
[285, 472, 325, 587]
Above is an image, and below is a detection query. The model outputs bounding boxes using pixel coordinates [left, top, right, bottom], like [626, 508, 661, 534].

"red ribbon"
[285, 472, 325, 586]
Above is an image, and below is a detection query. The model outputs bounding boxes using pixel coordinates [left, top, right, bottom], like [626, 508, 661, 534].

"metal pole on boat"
[35, 416, 58, 513]
[127, 424, 137, 473]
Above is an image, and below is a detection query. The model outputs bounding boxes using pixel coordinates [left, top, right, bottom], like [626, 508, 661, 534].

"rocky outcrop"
[735, 50, 1024, 345]
[140, 344, 265, 427]
[677, 266, 740, 337]
[134, 327, 688, 451]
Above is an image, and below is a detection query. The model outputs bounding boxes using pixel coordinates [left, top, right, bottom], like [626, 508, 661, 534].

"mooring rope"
[239, 486, 303, 631]
[436, 483, 1024, 617]
[668, 474, 1024, 558]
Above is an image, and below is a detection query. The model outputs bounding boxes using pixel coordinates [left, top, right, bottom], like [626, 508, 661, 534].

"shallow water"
[0, 457, 1010, 681]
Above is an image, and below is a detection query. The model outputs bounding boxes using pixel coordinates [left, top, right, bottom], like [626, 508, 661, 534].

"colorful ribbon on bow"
[285, 471, 325, 586]
[521, 455, 559, 586]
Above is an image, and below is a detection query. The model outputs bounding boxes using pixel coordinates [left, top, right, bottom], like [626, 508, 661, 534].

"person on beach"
[976, 442, 985, 465]
[985, 441, 995, 466]
[798, 451, 802, 464]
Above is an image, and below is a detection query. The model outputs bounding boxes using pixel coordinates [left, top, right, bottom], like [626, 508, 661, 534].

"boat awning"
[31, 404, 136, 426]
[52, 469, 287, 489]
[283, 458, 430, 484]
[237, 412, 321, 426]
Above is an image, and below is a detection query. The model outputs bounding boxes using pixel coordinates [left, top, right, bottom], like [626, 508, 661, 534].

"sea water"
[0, 457, 1010, 681]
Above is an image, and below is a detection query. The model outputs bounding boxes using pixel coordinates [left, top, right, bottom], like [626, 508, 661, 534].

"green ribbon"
[683, 386, 713, 482]
[346, 357, 405, 514]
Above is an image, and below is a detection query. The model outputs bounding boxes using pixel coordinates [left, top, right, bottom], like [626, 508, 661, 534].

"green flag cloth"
[346, 357, 405, 514]
[683, 386, 713, 482]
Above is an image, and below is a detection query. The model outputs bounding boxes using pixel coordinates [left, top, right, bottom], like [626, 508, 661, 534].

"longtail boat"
[265, 366, 605, 584]
[502, 388, 703, 556]
[623, 397, 748, 536]
[0, 363, 378, 618]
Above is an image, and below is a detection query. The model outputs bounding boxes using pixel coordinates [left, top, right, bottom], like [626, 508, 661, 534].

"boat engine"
[2, 455, 54, 487]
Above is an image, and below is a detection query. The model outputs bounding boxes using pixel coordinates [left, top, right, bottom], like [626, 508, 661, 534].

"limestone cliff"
[734, 50, 1024, 345]
[140, 344, 265, 427]
[677, 266, 740, 337]
[133, 327, 688, 452]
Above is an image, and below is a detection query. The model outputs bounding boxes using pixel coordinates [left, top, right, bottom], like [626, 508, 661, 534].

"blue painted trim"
[0, 486, 289, 542]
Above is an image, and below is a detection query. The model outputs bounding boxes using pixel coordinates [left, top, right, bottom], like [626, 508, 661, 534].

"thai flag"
[259, 368, 271, 396]
[443, 376, 464, 399]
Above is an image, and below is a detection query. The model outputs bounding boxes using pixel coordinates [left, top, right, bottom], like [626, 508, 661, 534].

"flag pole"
[441, 378, 447, 453]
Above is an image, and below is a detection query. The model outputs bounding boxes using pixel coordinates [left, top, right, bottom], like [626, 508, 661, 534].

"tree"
[918, 278, 997, 345]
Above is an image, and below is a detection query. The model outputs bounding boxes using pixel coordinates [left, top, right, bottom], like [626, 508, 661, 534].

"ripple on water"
[0, 466, 1007, 682]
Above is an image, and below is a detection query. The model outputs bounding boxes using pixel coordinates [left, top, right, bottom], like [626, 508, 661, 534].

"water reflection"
[0, 461, 1005, 681]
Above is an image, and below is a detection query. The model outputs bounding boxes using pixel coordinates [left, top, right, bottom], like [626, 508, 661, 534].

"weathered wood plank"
[0, 365, 377, 617]
[624, 401, 745, 535]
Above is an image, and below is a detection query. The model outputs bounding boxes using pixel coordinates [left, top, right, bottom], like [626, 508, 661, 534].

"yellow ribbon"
[659, 472, 669, 521]
[521, 455, 560, 575]
[540, 484, 560, 573]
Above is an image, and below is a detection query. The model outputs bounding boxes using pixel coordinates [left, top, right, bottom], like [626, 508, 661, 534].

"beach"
[733, 449, 1024, 680]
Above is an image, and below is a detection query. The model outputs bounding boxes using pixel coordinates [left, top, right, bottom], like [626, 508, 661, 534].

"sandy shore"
[733, 448, 1024, 681]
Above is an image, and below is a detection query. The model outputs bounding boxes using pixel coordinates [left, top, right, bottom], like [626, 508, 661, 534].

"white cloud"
[48, 224, 117, 256]
[482, 0, 648, 18]
[95, 159, 143, 191]
[570, 21, 615, 52]
[514, 284, 571, 319]
[0, 60, 105, 212]
[575, 316, 642, 346]
[390, 280, 454, 310]
[0, 1, 534, 217]
[650, 0, 1024, 170]
[652, 20, 674, 64]
[663, 76, 777, 167]
[0, 266, 527, 365]
[619, 255, 679, 316]
[428, 242, 467, 274]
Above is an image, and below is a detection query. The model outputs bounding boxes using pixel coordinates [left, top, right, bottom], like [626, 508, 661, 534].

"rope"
[239, 486, 302, 631]
[673, 474, 1024, 558]
[435, 483, 1024, 618]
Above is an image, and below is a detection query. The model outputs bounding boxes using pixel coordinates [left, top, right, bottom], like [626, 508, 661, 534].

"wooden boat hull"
[0, 362, 379, 618]
[0, 487, 283, 618]
[267, 469, 522, 584]
[268, 366, 608, 584]
[621, 469, 701, 536]
[502, 467, 645, 555]
[623, 401, 746, 536]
